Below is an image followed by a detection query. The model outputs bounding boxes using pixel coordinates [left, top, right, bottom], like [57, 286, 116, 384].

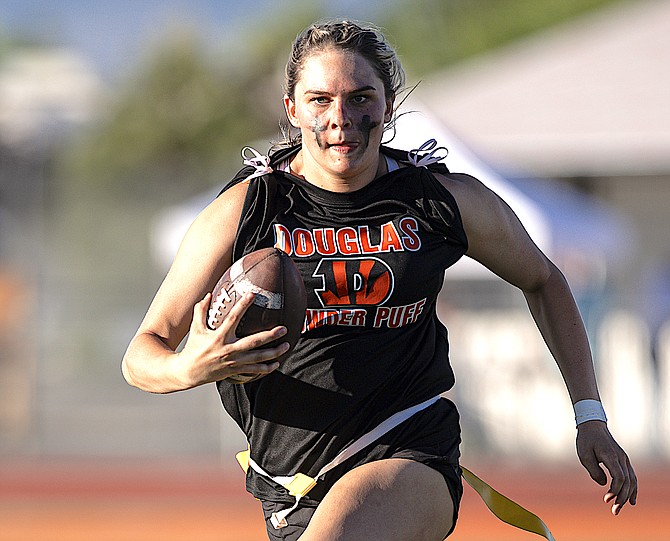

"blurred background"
[0, 0, 668, 539]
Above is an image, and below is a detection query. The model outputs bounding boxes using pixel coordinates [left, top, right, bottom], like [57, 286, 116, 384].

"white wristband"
[573, 399, 607, 426]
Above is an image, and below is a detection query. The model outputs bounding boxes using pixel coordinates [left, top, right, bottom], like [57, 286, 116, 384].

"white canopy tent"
[415, 0, 670, 178]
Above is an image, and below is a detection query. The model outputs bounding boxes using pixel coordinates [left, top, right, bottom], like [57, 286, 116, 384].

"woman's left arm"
[444, 172, 637, 515]
[523, 260, 637, 515]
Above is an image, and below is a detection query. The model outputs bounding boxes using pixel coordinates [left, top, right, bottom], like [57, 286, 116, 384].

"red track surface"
[0, 459, 666, 541]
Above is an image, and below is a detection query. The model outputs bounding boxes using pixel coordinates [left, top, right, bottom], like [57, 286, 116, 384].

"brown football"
[207, 247, 307, 384]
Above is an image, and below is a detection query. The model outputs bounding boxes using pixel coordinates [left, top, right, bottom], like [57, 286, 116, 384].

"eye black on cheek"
[358, 115, 380, 148]
[309, 116, 328, 149]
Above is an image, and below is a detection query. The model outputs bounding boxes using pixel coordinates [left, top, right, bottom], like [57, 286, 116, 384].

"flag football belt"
[236, 395, 556, 540]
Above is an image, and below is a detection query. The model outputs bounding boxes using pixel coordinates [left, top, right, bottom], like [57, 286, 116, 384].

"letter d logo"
[313, 257, 394, 307]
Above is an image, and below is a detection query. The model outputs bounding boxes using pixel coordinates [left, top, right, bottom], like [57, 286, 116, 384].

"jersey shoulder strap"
[218, 144, 301, 196]
[381, 142, 451, 175]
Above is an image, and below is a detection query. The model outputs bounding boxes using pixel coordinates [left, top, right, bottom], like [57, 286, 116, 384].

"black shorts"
[260, 397, 462, 540]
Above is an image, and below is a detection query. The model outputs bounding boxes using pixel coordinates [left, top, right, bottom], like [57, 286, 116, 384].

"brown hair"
[284, 20, 405, 101]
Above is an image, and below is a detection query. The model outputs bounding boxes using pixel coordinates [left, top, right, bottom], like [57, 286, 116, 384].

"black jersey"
[217, 145, 468, 504]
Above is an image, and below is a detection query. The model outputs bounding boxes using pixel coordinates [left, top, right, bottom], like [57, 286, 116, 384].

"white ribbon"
[408, 139, 448, 168]
[246, 456, 305, 529]
[241, 146, 273, 180]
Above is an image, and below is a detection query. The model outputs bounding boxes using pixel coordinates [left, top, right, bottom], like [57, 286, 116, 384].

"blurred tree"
[0, 28, 9, 61]
[58, 4, 320, 203]
[61, 27, 268, 201]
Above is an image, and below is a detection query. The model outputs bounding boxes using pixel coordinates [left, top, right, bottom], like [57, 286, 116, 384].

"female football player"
[122, 20, 637, 540]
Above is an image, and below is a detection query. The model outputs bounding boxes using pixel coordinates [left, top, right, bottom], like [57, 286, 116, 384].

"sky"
[0, 0, 392, 80]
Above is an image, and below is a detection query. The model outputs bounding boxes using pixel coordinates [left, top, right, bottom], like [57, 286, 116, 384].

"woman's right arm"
[121, 182, 289, 393]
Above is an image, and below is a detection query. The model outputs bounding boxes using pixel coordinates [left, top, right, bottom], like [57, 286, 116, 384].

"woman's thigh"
[298, 458, 455, 541]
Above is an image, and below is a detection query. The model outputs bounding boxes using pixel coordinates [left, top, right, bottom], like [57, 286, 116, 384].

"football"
[207, 247, 307, 384]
